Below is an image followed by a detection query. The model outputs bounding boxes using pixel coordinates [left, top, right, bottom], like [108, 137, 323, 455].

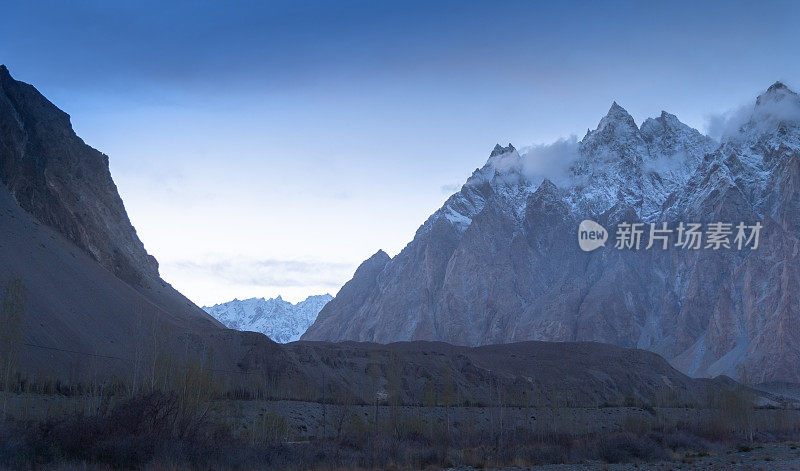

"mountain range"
[304, 81, 800, 384]
[0, 63, 782, 405]
[203, 294, 332, 343]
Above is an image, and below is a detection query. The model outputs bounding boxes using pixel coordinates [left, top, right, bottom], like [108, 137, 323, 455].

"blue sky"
[2, 0, 799, 304]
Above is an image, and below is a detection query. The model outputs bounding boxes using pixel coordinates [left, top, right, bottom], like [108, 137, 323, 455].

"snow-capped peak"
[716, 81, 800, 172]
[490, 143, 517, 157]
[749, 81, 800, 127]
[432, 99, 722, 232]
[757, 81, 797, 105]
[587, 101, 640, 142]
[577, 102, 646, 173]
[640, 111, 683, 135]
[202, 293, 333, 343]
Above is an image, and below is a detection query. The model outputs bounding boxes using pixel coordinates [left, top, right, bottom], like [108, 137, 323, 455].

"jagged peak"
[348, 249, 390, 282]
[767, 81, 791, 94]
[660, 110, 678, 120]
[534, 178, 558, 194]
[607, 101, 633, 118]
[755, 80, 799, 107]
[0, 65, 13, 88]
[642, 110, 676, 125]
[0, 65, 18, 90]
[593, 101, 638, 134]
[579, 101, 640, 152]
[732, 80, 800, 137]
[0, 64, 73, 128]
[490, 143, 516, 157]
[370, 249, 390, 261]
[640, 110, 696, 138]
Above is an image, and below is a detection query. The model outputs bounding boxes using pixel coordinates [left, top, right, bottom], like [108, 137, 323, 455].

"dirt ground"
[221, 399, 800, 441]
[472, 442, 800, 470]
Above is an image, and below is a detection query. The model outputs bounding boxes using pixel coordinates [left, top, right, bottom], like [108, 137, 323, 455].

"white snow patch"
[203, 294, 333, 343]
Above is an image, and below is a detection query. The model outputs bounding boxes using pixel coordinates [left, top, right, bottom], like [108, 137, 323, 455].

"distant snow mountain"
[203, 294, 332, 343]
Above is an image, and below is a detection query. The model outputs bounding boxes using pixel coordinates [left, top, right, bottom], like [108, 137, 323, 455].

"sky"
[2, 0, 799, 305]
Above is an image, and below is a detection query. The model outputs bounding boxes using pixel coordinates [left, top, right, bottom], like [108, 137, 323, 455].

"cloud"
[164, 257, 355, 289]
[642, 150, 691, 175]
[478, 136, 581, 189]
[514, 136, 581, 187]
[705, 107, 748, 140]
[706, 85, 800, 139]
[440, 183, 461, 194]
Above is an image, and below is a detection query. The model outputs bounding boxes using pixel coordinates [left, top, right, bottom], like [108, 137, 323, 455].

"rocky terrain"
[203, 294, 332, 343]
[0, 63, 156, 286]
[304, 82, 800, 384]
[265, 340, 759, 406]
[501, 442, 800, 470]
[0, 64, 218, 327]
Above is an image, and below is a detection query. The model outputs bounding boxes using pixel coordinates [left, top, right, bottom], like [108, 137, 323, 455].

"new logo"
[578, 220, 607, 252]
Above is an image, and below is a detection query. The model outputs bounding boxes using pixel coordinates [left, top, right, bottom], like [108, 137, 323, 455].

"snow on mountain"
[304, 81, 800, 383]
[203, 294, 333, 343]
[424, 102, 717, 237]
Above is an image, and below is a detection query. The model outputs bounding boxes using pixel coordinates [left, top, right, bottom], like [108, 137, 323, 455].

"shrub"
[596, 432, 670, 463]
[0, 392, 235, 469]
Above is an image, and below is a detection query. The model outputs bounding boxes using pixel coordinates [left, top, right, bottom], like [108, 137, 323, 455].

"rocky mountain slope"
[203, 294, 332, 342]
[0, 65, 261, 379]
[0, 179, 230, 376]
[304, 82, 800, 384]
[0, 64, 216, 325]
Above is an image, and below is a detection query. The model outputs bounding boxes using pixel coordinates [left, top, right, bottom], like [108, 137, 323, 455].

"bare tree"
[366, 350, 382, 431]
[386, 352, 404, 435]
[440, 361, 456, 445]
[1, 276, 25, 417]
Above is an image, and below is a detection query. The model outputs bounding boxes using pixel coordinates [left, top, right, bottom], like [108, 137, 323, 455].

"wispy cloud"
[705, 83, 800, 139]
[440, 183, 461, 194]
[485, 136, 581, 188]
[519, 136, 581, 186]
[164, 257, 355, 289]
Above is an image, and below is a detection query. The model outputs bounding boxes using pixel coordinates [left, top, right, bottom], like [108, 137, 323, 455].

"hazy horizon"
[3, 0, 800, 304]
